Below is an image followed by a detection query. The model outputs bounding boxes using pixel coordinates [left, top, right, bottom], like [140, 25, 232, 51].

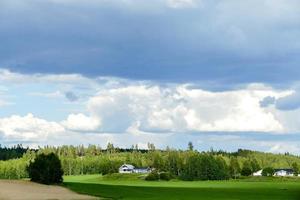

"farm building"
[119, 164, 152, 174]
[253, 169, 262, 176]
[253, 168, 295, 177]
[274, 169, 294, 177]
[133, 168, 151, 173]
[119, 164, 135, 173]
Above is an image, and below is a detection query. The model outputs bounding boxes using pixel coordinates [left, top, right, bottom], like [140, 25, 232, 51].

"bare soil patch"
[0, 180, 99, 200]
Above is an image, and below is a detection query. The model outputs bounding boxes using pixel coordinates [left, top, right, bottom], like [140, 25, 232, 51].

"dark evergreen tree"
[27, 153, 63, 184]
[188, 142, 194, 151]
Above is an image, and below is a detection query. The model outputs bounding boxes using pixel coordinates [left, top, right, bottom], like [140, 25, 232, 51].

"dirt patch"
[0, 180, 99, 200]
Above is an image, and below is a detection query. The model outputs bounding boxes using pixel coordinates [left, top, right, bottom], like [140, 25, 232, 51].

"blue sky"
[1, 0, 300, 153]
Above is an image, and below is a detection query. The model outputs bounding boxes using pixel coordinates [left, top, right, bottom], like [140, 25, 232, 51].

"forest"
[0, 144, 29, 161]
[0, 143, 300, 180]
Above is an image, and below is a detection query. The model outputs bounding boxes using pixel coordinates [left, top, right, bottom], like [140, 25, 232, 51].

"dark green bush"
[27, 153, 63, 184]
[159, 172, 171, 181]
[262, 167, 274, 177]
[241, 160, 253, 176]
[241, 167, 252, 176]
[145, 171, 159, 181]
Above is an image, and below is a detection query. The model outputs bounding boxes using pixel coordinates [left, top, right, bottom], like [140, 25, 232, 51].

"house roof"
[120, 164, 135, 169]
[274, 168, 294, 173]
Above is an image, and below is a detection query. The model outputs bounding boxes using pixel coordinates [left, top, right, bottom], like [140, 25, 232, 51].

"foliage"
[145, 171, 160, 181]
[262, 167, 275, 177]
[180, 154, 229, 181]
[0, 144, 30, 161]
[159, 172, 172, 181]
[292, 162, 299, 176]
[241, 161, 253, 176]
[250, 159, 261, 172]
[229, 157, 240, 179]
[1, 144, 300, 181]
[0, 158, 29, 179]
[27, 153, 63, 184]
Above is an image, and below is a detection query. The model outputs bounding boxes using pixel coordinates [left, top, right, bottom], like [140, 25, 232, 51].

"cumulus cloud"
[1, 69, 300, 151]
[0, 113, 64, 142]
[86, 83, 285, 133]
[0, 69, 297, 135]
[62, 113, 100, 132]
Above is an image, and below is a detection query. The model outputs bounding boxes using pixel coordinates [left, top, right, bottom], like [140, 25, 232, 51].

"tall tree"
[188, 142, 194, 151]
[241, 160, 252, 176]
[292, 162, 299, 176]
[229, 157, 241, 179]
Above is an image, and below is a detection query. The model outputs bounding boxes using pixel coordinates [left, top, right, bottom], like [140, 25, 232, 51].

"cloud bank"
[1, 0, 300, 85]
[0, 69, 299, 153]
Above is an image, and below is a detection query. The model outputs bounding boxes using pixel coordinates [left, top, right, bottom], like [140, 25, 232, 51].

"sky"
[1, 0, 300, 153]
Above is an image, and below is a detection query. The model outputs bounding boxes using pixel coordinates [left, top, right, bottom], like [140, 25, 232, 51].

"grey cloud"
[260, 92, 300, 111]
[260, 96, 276, 107]
[276, 92, 300, 111]
[65, 91, 79, 102]
[1, 0, 300, 87]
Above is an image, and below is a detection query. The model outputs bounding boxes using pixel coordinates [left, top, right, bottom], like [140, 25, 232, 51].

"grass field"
[64, 174, 300, 200]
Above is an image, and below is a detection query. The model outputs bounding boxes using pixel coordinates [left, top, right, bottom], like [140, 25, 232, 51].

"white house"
[119, 164, 152, 174]
[253, 168, 294, 177]
[119, 164, 135, 173]
[253, 169, 262, 176]
[133, 167, 151, 173]
[274, 169, 294, 177]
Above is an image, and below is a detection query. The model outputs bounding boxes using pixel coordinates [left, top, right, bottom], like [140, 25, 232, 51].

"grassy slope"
[64, 174, 300, 200]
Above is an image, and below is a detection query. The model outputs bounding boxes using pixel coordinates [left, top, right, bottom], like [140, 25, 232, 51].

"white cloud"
[0, 69, 94, 85]
[1, 69, 300, 150]
[0, 113, 65, 141]
[86, 83, 286, 133]
[268, 143, 300, 154]
[62, 113, 101, 132]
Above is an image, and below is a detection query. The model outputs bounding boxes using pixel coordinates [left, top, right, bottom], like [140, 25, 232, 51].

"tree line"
[0, 143, 300, 180]
[0, 144, 29, 161]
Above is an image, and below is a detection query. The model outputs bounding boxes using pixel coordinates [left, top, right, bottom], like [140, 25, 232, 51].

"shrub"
[241, 167, 252, 176]
[27, 153, 63, 184]
[241, 161, 253, 176]
[292, 162, 299, 176]
[159, 172, 171, 181]
[262, 167, 274, 177]
[145, 171, 159, 181]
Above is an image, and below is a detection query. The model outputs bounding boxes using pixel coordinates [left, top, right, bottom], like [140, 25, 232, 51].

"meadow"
[64, 174, 300, 200]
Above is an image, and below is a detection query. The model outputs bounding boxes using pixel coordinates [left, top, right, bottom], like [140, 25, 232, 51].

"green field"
[63, 174, 300, 200]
